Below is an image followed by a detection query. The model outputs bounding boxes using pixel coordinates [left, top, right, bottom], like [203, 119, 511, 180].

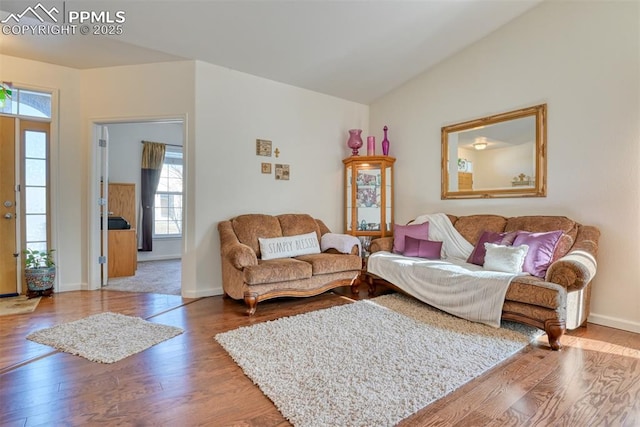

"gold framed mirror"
[441, 104, 547, 199]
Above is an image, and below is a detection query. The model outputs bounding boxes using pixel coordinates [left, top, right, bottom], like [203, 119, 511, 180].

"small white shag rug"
[27, 312, 184, 363]
[215, 294, 543, 427]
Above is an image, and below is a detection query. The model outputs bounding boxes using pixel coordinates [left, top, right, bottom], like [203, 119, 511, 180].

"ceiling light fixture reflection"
[473, 137, 488, 150]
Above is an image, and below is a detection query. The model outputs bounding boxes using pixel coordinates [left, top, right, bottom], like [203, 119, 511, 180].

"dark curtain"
[140, 141, 166, 251]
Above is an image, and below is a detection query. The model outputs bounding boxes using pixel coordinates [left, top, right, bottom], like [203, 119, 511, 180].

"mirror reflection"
[441, 104, 547, 199]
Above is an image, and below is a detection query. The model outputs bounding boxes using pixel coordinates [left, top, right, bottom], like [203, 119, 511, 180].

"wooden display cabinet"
[343, 156, 395, 240]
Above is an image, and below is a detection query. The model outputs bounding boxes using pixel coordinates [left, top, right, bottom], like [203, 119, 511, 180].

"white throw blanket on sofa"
[320, 233, 361, 254]
[367, 213, 518, 328]
[412, 213, 475, 260]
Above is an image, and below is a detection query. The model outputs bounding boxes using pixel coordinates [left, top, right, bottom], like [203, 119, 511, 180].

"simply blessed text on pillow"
[259, 232, 321, 260]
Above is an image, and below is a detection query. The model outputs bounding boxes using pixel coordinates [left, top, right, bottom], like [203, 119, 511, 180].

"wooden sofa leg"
[545, 319, 566, 351]
[351, 279, 360, 295]
[244, 292, 258, 316]
[367, 276, 377, 296]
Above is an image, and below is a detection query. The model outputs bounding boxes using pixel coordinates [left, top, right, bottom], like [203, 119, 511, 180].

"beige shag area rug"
[215, 294, 543, 427]
[0, 295, 41, 316]
[27, 312, 183, 363]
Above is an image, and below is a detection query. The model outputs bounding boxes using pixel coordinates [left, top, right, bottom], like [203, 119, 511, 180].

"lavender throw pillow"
[392, 222, 429, 254]
[403, 236, 442, 259]
[512, 230, 564, 278]
[467, 231, 517, 266]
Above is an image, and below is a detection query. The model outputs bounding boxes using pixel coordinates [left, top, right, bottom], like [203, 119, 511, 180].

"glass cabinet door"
[344, 156, 395, 239]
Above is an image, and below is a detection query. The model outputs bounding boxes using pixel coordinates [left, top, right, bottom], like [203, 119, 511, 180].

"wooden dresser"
[107, 183, 137, 278]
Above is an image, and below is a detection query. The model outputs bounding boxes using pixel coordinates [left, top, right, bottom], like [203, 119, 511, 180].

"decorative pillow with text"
[259, 232, 320, 260]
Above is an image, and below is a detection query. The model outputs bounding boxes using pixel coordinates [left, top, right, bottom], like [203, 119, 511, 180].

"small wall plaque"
[261, 162, 272, 174]
[256, 139, 272, 156]
[275, 164, 290, 180]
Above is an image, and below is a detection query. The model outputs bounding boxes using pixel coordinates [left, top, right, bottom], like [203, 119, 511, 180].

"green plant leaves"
[23, 248, 56, 269]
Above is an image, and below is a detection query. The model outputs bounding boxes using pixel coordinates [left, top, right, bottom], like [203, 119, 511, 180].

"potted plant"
[24, 248, 56, 297]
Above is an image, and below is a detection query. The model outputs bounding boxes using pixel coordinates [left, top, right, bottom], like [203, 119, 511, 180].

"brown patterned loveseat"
[218, 213, 361, 315]
[368, 214, 600, 350]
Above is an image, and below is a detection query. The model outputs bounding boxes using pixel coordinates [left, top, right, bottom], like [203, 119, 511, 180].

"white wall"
[0, 55, 84, 292]
[193, 61, 369, 296]
[1, 57, 368, 299]
[474, 144, 534, 189]
[80, 61, 196, 294]
[370, 1, 640, 332]
[107, 121, 184, 262]
[87, 61, 369, 297]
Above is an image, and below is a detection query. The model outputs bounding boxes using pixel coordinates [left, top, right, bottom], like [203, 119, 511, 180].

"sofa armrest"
[226, 243, 258, 269]
[546, 225, 600, 292]
[218, 220, 258, 269]
[370, 237, 394, 253]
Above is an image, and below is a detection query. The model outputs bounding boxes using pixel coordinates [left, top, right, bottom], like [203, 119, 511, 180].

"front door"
[0, 116, 18, 296]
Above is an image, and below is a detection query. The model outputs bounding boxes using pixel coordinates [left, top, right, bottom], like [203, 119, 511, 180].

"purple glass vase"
[381, 126, 390, 155]
[347, 129, 363, 156]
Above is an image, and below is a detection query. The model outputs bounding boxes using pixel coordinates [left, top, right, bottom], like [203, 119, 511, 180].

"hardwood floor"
[1, 289, 639, 426]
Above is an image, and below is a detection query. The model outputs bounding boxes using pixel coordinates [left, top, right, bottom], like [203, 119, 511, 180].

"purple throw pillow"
[467, 231, 517, 266]
[403, 236, 442, 259]
[393, 222, 429, 254]
[512, 230, 564, 278]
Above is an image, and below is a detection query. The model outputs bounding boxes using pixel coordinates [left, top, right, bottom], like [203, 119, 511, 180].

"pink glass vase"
[381, 125, 390, 155]
[347, 129, 363, 156]
[367, 136, 375, 156]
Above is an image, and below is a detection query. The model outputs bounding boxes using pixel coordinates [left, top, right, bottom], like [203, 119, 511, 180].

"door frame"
[0, 85, 58, 295]
[19, 119, 53, 286]
[0, 116, 19, 296]
[87, 115, 188, 291]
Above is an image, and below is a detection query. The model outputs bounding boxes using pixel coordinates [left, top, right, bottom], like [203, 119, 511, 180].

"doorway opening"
[91, 118, 185, 296]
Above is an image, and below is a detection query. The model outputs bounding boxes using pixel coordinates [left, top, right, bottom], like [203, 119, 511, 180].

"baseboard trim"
[58, 283, 86, 292]
[182, 286, 224, 299]
[55, 282, 222, 299]
[588, 313, 640, 334]
[137, 256, 181, 262]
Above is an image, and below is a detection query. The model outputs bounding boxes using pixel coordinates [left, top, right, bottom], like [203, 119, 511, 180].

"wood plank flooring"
[1, 289, 639, 426]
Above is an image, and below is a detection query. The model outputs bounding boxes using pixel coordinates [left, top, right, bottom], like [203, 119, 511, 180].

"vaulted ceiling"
[0, 1, 541, 103]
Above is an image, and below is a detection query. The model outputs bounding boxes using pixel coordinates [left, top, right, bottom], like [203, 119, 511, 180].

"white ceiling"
[0, 1, 542, 103]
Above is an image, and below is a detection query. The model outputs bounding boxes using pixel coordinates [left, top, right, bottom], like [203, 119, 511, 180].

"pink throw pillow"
[392, 222, 429, 254]
[512, 230, 564, 278]
[403, 236, 442, 259]
[467, 231, 517, 266]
